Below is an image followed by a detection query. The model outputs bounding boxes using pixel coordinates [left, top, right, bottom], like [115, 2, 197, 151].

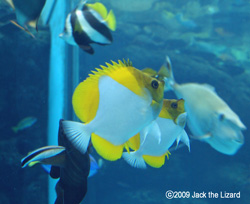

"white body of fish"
[123, 113, 189, 168]
[172, 82, 246, 155]
[63, 76, 162, 153]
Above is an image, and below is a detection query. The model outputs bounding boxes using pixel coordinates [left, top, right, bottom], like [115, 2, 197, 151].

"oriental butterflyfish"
[162, 56, 246, 155]
[4, 0, 47, 37]
[59, 0, 116, 54]
[123, 99, 189, 169]
[62, 60, 165, 161]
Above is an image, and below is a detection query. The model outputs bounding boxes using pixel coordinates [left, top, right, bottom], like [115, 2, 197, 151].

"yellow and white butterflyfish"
[62, 60, 165, 161]
[123, 99, 190, 169]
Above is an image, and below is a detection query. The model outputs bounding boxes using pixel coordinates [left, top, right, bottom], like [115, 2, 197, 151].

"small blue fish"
[12, 116, 37, 133]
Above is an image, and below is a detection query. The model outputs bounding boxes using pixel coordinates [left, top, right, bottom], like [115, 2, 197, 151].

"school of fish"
[12, 0, 247, 203]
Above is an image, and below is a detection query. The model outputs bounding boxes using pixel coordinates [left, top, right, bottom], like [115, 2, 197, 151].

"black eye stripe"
[151, 80, 159, 89]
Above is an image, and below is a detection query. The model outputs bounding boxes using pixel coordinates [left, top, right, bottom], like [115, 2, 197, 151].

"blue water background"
[0, 0, 249, 203]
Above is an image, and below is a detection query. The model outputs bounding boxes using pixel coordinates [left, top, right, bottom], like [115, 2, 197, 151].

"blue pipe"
[47, 0, 67, 203]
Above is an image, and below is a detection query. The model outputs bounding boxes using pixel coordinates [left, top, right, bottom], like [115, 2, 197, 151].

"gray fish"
[162, 56, 246, 155]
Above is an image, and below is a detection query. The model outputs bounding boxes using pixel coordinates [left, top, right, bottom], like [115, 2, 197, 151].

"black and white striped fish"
[60, 1, 116, 54]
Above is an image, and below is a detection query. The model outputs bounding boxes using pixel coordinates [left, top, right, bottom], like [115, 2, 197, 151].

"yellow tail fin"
[105, 10, 116, 31]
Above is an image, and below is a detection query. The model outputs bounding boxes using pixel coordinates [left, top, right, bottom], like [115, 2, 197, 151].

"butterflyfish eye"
[171, 102, 178, 109]
[151, 80, 159, 89]
[218, 113, 225, 121]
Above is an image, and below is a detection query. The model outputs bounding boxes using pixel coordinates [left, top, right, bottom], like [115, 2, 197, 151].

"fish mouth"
[233, 132, 245, 144]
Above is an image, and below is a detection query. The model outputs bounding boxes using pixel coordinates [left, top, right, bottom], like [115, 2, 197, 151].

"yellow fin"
[142, 154, 166, 168]
[128, 133, 140, 151]
[124, 142, 130, 153]
[28, 161, 40, 167]
[86, 2, 108, 19]
[165, 151, 171, 160]
[72, 76, 99, 123]
[105, 10, 116, 31]
[91, 133, 124, 161]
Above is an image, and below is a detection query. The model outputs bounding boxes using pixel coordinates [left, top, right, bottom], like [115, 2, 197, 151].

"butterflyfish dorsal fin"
[86, 2, 108, 19]
[128, 133, 140, 151]
[142, 154, 166, 168]
[91, 133, 124, 161]
[105, 10, 116, 31]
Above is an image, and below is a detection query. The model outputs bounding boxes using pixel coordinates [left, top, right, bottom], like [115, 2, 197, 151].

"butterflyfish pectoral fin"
[179, 130, 190, 152]
[91, 133, 124, 161]
[143, 154, 166, 168]
[62, 120, 91, 154]
[176, 112, 187, 128]
[122, 152, 147, 169]
[105, 10, 116, 31]
[21, 146, 66, 168]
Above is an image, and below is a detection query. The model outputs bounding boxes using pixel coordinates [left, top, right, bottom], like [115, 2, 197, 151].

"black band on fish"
[83, 6, 113, 44]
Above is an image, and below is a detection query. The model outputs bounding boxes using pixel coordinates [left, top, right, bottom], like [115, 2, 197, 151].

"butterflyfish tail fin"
[21, 146, 65, 168]
[105, 10, 116, 31]
[122, 152, 147, 169]
[62, 120, 91, 154]
[143, 154, 166, 168]
[91, 133, 123, 161]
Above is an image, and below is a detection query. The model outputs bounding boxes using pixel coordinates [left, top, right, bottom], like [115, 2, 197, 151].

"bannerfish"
[21, 119, 90, 204]
[4, 0, 46, 37]
[12, 116, 37, 133]
[62, 60, 165, 161]
[163, 56, 246, 155]
[60, 1, 116, 54]
[123, 99, 189, 169]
